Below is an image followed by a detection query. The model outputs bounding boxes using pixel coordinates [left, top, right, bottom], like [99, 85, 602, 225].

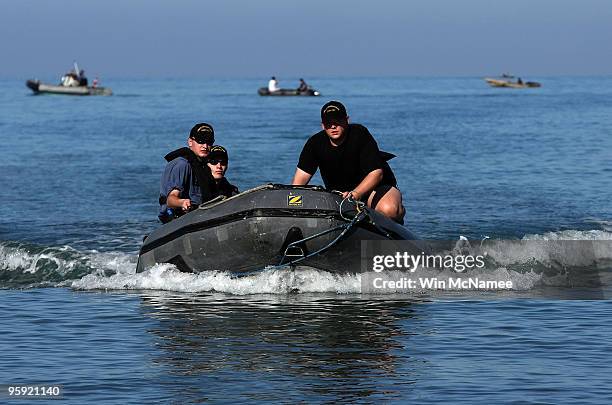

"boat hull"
[26, 80, 112, 96]
[137, 185, 418, 275]
[484, 78, 541, 88]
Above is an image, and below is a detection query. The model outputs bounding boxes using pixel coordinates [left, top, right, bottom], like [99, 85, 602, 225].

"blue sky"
[1, 0, 611, 78]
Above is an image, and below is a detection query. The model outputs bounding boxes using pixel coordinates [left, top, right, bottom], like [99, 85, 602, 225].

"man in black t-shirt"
[292, 101, 405, 223]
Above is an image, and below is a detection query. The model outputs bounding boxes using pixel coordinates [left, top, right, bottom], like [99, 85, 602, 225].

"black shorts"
[364, 183, 396, 209]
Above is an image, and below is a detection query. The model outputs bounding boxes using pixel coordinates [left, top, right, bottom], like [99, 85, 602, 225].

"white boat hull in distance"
[26, 80, 113, 96]
[484, 78, 541, 88]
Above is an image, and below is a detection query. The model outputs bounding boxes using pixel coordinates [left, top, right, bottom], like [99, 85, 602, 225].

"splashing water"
[1, 229, 610, 293]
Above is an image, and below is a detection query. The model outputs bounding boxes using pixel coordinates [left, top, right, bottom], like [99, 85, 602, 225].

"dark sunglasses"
[208, 159, 227, 165]
[323, 120, 346, 129]
[191, 135, 215, 145]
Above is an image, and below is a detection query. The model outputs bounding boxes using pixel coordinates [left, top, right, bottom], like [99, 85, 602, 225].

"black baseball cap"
[189, 122, 215, 144]
[321, 101, 348, 123]
[208, 145, 228, 161]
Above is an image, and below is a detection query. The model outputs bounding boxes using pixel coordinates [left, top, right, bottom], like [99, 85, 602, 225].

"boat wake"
[1, 229, 611, 295]
[73, 265, 361, 294]
[0, 241, 134, 288]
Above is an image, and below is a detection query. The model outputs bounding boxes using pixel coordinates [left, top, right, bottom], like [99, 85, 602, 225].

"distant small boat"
[26, 79, 112, 96]
[484, 77, 541, 88]
[258, 87, 320, 96]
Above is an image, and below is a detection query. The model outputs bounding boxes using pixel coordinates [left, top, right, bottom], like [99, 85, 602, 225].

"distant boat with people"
[26, 61, 112, 96]
[258, 87, 320, 96]
[258, 76, 320, 96]
[484, 75, 541, 88]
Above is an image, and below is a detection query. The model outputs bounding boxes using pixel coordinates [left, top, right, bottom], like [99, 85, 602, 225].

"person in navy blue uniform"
[158, 123, 217, 223]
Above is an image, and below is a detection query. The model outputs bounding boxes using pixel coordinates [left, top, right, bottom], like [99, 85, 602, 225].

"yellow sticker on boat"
[288, 194, 303, 207]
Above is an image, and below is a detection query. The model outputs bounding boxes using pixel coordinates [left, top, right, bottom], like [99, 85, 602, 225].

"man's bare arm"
[343, 169, 383, 200]
[166, 189, 192, 211]
[292, 168, 313, 185]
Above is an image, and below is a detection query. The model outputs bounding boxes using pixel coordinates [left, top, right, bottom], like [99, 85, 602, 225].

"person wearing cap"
[206, 145, 239, 198]
[158, 123, 217, 223]
[268, 76, 280, 93]
[292, 101, 405, 223]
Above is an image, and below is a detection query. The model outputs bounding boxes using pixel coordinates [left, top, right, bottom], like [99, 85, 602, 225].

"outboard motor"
[279, 227, 309, 264]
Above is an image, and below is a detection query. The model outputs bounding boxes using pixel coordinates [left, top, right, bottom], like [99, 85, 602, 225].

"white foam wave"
[420, 230, 611, 272]
[86, 250, 136, 274]
[0, 241, 136, 282]
[522, 229, 612, 240]
[71, 265, 362, 294]
[0, 243, 85, 274]
[71, 262, 554, 294]
[0, 243, 35, 272]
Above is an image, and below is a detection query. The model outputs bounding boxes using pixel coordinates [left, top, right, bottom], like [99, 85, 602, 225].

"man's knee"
[380, 188, 405, 220]
[376, 199, 403, 219]
[368, 186, 405, 221]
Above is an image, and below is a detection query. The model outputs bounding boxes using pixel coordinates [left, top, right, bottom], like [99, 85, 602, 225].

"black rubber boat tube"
[278, 209, 368, 267]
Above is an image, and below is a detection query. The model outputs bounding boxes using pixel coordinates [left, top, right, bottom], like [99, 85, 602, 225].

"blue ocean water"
[1, 77, 611, 403]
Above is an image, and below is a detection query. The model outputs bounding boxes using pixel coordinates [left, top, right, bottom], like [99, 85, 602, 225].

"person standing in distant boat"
[292, 100, 405, 223]
[268, 76, 280, 92]
[297, 78, 309, 92]
[517, 77, 523, 85]
[78, 70, 88, 86]
[158, 123, 217, 223]
[206, 146, 239, 198]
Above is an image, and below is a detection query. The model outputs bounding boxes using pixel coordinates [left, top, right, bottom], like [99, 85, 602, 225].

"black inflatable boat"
[257, 88, 320, 96]
[137, 184, 418, 275]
